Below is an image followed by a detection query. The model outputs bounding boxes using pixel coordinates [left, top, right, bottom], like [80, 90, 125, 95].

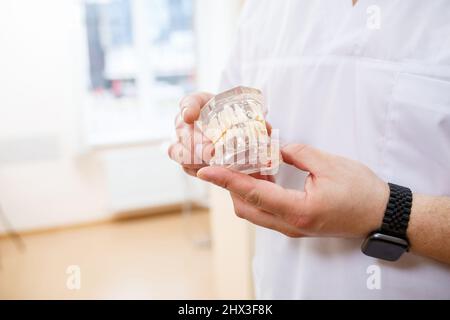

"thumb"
[281, 144, 328, 174]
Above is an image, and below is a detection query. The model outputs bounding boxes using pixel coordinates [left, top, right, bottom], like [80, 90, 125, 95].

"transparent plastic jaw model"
[197, 86, 280, 175]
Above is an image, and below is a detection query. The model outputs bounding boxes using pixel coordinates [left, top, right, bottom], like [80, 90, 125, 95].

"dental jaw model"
[197, 86, 280, 175]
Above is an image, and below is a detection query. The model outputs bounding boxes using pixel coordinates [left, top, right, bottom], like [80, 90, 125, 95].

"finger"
[250, 172, 276, 183]
[183, 167, 201, 177]
[180, 92, 214, 124]
[176, 127, 214, 164]
[281, 144, 328, 174]
[176, 126, 204, 148]
[174, 112, 187, 129]
[265, 121, 272, 136]
[168, 142, 203, 169]
[197, 166, 305, 217]
[196, 141, 215, 164]
[231, 193, 303, 237]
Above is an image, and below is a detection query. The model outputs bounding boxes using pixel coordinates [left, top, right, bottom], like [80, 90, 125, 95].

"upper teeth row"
[201, 100, 265, 144]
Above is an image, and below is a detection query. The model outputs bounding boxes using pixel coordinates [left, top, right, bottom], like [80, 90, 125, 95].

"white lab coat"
[220, 0, 450, 299]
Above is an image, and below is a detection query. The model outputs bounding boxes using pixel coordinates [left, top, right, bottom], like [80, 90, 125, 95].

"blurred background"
[0, 0, 254, 299]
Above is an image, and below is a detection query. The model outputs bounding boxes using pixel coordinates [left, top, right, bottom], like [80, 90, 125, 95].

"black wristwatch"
[361, 183, 413, 261]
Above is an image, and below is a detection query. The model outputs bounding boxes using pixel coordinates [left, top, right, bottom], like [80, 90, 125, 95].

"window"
[83, 0, 196, 146]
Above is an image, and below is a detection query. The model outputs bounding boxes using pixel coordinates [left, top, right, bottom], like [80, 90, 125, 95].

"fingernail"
[181, 107, 188, 121]
[180, 97, 197, 118]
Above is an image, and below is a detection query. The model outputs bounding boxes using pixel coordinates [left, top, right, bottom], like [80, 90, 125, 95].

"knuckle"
[294, 214, 314, 229]
[244, 188, 263, 207]
[220, 176, 231, 189]
[219, 170, 239, 190]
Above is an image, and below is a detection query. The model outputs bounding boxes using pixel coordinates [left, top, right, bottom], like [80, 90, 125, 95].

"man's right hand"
[168, 92, 215, 177]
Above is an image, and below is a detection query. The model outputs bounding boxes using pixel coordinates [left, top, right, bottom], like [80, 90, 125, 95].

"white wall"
[0, 0, 109, 232]
[99, 145, 205, 212]
[0, 0, 205, 233]
[0, 0, 253, 298]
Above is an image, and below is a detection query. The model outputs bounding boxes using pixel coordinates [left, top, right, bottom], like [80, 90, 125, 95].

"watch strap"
[380, 183, 413, 239]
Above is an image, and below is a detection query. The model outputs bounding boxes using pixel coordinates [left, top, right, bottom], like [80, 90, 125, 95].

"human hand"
[168, 92, 273, 177]
[197, 144, 389, 238]
[168, 92, 215, 177]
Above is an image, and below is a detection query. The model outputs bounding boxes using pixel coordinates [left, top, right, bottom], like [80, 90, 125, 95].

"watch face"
[361, 233, 408, 261]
